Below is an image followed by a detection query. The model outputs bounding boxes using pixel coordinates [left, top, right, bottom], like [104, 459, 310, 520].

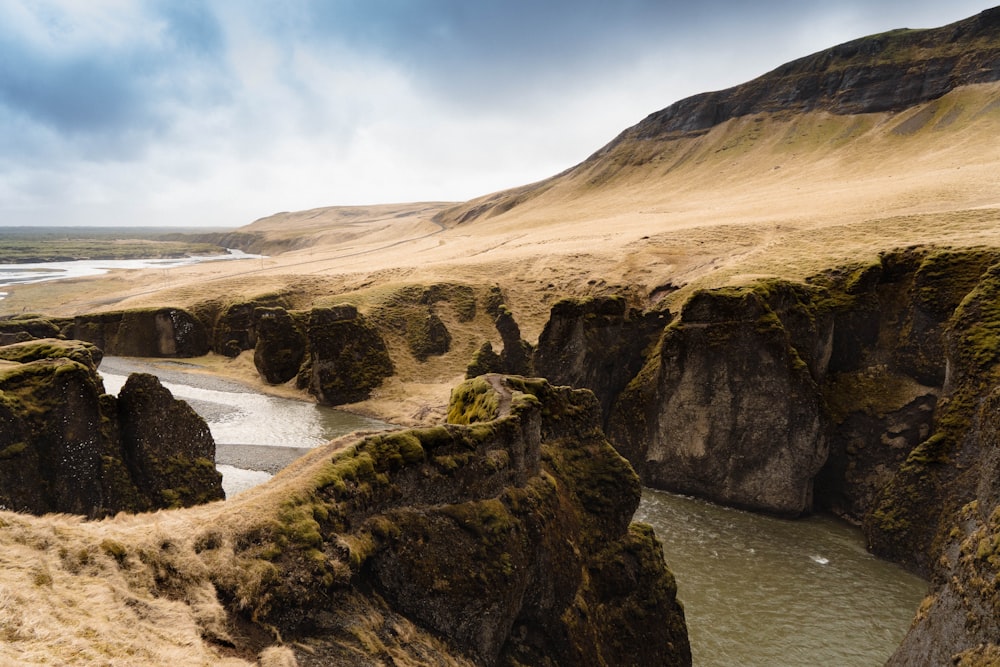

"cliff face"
[0, 339, 222, 516]
[542, 247, 1000, 660]
[309, 375, 690, 666]
[607, 282, 830, 516]
[69, 308, 210, 358]
[534, 296, 669, 427]
[619, 7, 1000, 141]
[0, 374, 691, 666]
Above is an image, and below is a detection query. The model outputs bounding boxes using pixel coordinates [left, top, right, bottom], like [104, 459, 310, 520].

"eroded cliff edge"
[546, 246, 1000, 664]
[0, 338, 222, 516]
[0, 374, 690, 666]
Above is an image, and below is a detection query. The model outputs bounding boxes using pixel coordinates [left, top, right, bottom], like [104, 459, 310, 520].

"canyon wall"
[0, 338, 222, 516]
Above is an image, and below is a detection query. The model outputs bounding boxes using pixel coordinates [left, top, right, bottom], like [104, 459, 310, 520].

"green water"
[635, 488, 928, 667]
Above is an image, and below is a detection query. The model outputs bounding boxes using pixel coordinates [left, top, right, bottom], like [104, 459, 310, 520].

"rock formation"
[253, 306, 307, 385]
[297, 305, 394, 405]
[207, 374, 689, 664]
[0, 339, 222, 516]
[607, 282, 830, 516]
[534, 295, 669, 427]
[69, 307, 210, 358]
[466, 304, 534, 378]
[116, 372, 223, 509]
[620, 7, 1000, 139]
[574, 247, 1000, 661]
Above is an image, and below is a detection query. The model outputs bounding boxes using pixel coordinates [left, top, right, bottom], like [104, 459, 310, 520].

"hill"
[10, 10, 997, 339]
[3, 7, 1000, 665]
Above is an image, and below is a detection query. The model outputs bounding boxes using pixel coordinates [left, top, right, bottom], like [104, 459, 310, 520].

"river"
[0, 250, 263, 300]
[98, 357, 927, 665]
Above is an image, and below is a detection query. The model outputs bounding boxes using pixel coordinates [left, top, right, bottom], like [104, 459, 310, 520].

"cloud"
[0, 0, 992, 227]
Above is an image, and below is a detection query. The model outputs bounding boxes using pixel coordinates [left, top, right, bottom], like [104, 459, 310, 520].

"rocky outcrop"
[556, 247, 1000, 661]
[611, 7, 1000, 141]
[534, 295, 669, 426]
[204, 374, 690, 665]
[253, 307, 307, 384]
[70, 307, 209, 358]
[297, 305, 394, 405]
[213, 301, 259, 357]
[0, 314, 64, 346]
[116, 373, 223, 509]
[0, 339, 222, 516]
[608, 282, 830, 516]
[467, 305, 534, 378]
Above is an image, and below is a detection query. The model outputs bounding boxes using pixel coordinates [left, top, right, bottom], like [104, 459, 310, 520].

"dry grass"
[2, 84, 999, 419]
[0, 428, 480, 666]
[0, 73, 997, 666]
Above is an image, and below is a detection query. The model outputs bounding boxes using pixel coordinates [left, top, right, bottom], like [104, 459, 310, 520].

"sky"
[0, 1, 993, 228]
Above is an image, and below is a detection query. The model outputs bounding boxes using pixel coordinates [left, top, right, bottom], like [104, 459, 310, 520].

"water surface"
[0, 250, 263, 297]
[636, 489, 928, 667]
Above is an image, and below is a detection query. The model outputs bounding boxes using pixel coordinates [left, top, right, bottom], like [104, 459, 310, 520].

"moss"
[0, 441, 27, 459]
[914, 248, 1000, 319]
[440, 498, 516, 544]
[0, 339, 102, 372]
[411, 425, 455, 452]
[404, 311, 451, 361]
[823, 366, 927, 423]
[447, 377, 500, 425]
[368, 432, 426, 470]
[466, 341, 502, 378]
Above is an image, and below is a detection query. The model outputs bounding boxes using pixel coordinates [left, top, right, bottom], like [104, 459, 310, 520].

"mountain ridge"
[436, 6, 1000, 228]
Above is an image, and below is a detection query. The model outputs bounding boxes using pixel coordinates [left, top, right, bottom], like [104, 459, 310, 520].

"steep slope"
[437, 6, 1000, 228]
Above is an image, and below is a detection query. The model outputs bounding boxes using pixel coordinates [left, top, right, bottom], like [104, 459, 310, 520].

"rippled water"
[636, 489, 928, 667]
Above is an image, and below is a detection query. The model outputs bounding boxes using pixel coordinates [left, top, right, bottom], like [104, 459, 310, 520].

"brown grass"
[3, 83, 999, 422]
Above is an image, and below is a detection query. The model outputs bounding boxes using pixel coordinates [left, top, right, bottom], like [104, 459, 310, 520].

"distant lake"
[0, 250, 263, 299]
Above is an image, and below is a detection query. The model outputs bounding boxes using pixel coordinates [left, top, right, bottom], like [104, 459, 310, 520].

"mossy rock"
[406, 311, 452, 361]
[0, 316, 62, 341]
[213, 301, 258, 357]
[447, 377, 500, 425]
[466, 341, 503, 378]
[301, 307, 394, 405]
[0, 338, 103, 372]
[253, 307, 306, 385]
